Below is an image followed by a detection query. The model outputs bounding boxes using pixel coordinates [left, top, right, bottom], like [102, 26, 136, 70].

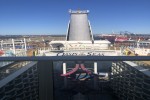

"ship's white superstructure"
[46, 10, 121, 56]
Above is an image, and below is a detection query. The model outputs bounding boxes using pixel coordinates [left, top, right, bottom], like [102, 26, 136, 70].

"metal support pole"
[94, 62, 98, 74]
[12, 39, 16, 55]
[63, 62, 66, 74]
[94, 62, 98, 89]
[24, 38, 27, 56]
[63, 62, 67, 87]
[38, 61, 54, 100]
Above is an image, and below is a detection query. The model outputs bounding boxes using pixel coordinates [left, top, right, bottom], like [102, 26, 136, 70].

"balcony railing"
[0, 56, 150, 100]
[0, 56, 150, 61]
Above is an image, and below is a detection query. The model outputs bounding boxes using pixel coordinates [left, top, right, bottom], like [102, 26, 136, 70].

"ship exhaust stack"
[66, 9, 94, 41]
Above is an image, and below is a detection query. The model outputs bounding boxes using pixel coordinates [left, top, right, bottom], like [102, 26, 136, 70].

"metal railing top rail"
[0, 56, 150, 61]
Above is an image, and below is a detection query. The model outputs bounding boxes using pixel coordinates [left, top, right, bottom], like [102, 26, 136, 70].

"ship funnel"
[66, 9, 94, 41]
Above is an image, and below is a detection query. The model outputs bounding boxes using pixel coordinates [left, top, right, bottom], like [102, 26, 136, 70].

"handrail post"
[38, 61, 54, 100]
[94, 62, 98, 74]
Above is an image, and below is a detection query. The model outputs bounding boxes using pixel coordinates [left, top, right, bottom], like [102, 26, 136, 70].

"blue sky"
[0, 0, 150, 35]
